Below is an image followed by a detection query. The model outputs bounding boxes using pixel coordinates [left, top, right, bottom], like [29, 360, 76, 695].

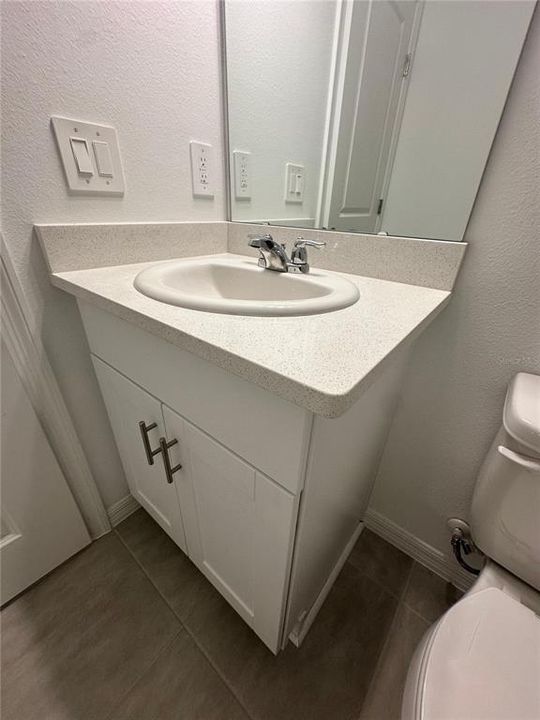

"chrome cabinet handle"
[159, 437, 182, 484]
[138, 420, 160, 465]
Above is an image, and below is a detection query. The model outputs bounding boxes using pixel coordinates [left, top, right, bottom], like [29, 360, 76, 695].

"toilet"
[402, 372, 540, 720]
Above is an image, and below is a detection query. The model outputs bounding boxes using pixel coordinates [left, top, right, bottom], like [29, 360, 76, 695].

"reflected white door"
[324, 0, 418, 233]
[0, 340, 90, 605]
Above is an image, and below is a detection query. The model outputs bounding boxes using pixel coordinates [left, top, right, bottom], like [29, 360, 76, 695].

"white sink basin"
[133, 256, 360, 316]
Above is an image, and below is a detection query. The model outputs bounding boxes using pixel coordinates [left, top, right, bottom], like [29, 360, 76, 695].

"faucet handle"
[294, 237, 326, 249]
[290, 237, 326, 273]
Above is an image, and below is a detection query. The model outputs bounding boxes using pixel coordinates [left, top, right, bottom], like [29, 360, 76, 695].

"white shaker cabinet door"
[92, 357, 187, 552]
[163, 405, 297, 653]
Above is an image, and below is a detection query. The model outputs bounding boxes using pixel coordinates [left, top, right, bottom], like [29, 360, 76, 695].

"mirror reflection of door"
[321, 1, 420, 234]
[224, 0, 535, 241]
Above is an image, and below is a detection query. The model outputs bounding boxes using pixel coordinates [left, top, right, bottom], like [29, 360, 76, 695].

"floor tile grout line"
[399, 561, 456, 625]
[344, 557, 413, 603]
[355, 561, 416, 718]
[113, 527, 256, 720]
[398, 561, 415, 604]
[103, 629, 184, 720]
[391, 562, 435, 637]
[355, 602, 402, 719]
[101, 531, 188, 720]
[358, 558, 461, 719]
[359, 560, 458, 717]
[400, 599, 442, 626]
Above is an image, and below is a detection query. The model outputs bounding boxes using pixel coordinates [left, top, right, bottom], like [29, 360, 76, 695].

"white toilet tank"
[471, 372, 540, 591]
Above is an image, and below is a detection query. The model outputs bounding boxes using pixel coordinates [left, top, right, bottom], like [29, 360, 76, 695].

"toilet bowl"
[402, 372, 540, 720]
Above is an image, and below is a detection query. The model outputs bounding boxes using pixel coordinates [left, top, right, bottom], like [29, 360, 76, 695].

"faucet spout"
[247, 233, 290, 272]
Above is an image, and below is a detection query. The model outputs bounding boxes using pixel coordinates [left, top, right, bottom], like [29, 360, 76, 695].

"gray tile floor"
[1, 509, 462, 720]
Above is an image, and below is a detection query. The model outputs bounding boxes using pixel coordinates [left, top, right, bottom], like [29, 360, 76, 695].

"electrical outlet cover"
[190, 141, 214, 198]
[233, 150, 251, 199]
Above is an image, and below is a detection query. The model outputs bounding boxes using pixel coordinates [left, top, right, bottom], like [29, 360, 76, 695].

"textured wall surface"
[1, 1, 224, 506]
[369, 7, 540, 554]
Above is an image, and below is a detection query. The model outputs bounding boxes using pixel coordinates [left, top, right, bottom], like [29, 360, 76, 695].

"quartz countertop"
[50, 253, 451, 417]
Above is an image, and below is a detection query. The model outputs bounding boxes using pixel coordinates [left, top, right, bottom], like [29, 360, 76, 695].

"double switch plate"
[284, 163, 304, 203]
[51, 116, 125, 195]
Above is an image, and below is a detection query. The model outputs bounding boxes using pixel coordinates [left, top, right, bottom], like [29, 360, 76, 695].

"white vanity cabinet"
[92, 354, 297, 652]
[81, 302, 410, 653]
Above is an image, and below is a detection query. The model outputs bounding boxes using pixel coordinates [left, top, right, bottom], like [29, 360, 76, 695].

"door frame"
[1, 235, 110, 538]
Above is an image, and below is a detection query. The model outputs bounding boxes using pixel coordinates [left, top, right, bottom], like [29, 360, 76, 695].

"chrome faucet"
[248, 233, 325, 274]
[248, 233, 290, 272]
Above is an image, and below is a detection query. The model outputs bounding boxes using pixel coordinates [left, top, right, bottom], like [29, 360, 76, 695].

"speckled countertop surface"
[50, 253, 451, 417]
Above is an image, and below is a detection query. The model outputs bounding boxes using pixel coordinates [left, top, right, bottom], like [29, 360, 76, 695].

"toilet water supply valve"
[447, 518, 483, 576]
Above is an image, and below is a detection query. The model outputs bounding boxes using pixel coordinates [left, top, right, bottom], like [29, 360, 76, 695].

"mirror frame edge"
[219, 0, 233, 223]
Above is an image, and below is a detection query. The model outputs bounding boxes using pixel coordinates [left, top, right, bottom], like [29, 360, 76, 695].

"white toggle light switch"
[233, 150, 251, 199]
[51, 116, 125, 195]
[70, 138, 93, 175]
[190, 141, 214, 198]
[284, 163, 305, 203]
[92, 141, 113, 177]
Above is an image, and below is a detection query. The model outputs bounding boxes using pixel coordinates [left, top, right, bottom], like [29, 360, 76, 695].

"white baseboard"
[364, 508, 474, 591]
[108, 494, 140, 527]
[289, 522, 365, 648]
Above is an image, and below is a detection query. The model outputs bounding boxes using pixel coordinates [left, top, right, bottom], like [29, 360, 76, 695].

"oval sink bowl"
[133, 256, 360, 316]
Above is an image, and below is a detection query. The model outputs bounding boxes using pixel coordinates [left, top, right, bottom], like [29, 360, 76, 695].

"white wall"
[226, 0, 335, 224]
[381, 0, 535, 242]
[1, 1, 224, 507]
[369, 6, 540, 556]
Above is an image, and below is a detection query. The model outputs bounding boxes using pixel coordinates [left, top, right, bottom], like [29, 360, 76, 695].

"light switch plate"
[284, 163, 305, 203]
[233, 150, 251, 199]
[51, 116, 125, 196]
[92, 141, 114, 177]
[190, 141, 214, 198]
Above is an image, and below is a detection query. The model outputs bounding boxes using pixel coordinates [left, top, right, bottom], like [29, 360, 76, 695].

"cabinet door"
[92, 357, 187, 552]
[163, 405, 297, 653]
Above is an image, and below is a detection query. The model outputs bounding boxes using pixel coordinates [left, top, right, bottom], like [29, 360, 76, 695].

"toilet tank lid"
[504, 372, 540, 455]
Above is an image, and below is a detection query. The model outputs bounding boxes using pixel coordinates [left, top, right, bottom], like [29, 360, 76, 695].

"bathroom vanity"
[38, 221, 466, 653]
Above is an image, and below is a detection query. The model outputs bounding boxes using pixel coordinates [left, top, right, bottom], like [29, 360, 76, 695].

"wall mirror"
[222, 0, 534, 242]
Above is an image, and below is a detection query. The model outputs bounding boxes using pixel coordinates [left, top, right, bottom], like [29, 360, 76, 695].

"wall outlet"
[190, 141, 214, 198]
[233, 150, 251, 199]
